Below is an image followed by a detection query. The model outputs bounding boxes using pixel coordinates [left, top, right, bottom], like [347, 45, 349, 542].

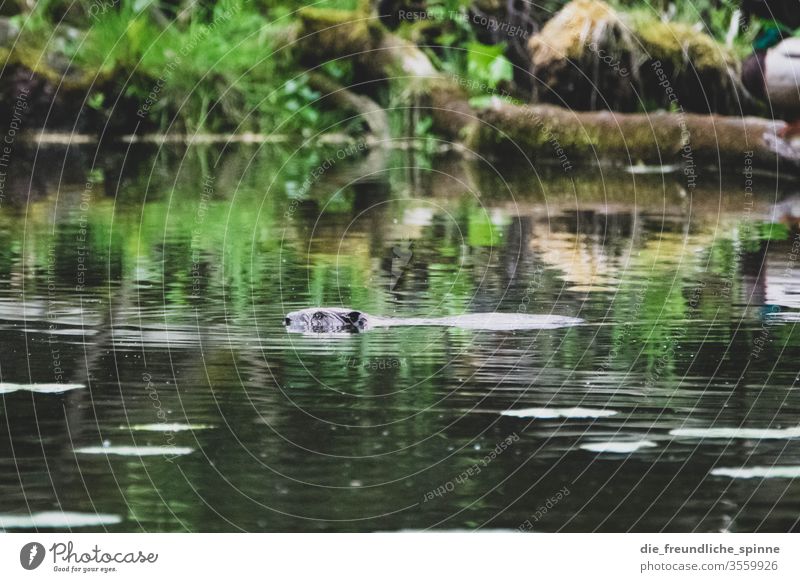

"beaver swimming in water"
[284, 307, 584, 333]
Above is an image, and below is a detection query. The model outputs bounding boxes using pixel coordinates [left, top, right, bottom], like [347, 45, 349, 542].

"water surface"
[1, 143, 798, 532]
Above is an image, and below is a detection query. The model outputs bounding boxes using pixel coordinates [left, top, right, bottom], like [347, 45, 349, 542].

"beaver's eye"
[313, 312, 324, 321]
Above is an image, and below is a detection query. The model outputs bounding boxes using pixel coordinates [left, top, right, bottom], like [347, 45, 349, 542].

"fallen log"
[469, 102, 799, 174]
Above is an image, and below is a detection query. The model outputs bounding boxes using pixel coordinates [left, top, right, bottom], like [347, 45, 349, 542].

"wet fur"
[284, 308, 369, 333]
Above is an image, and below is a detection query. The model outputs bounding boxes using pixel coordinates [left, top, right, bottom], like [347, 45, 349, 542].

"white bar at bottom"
[1, 533, 797, 581]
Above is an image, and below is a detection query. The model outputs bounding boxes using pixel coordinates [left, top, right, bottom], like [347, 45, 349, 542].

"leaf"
[465, 42, 513, 89]
[436, 32, 459, 47]
[414, 115, 433, 137]
[87, 92, 105, 110]
[466, 42, 504, 74]
[488, 55, 513, 86]
[133, 0, 154, 13]
[301, 107, 320, 124]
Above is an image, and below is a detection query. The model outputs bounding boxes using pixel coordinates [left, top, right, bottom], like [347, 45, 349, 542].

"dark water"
[1, 143, 799, 532]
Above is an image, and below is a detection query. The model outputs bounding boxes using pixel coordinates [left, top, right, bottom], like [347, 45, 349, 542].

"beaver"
[284, 307, 584, 333]
[284, 308, 369, 333]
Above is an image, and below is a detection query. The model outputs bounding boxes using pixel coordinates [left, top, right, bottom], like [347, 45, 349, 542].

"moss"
[636, 20, 735, 73]
[469, 104, 603, 160]
[632, 16, 743, 115]
[299, 6, 360, 26]
[474, 0, 504, 11]
[1, 45, 88, 89]
[0, 29, 120, 92]
[297, 7, 382, 60]
[529, 0, 624, 63]
[468, 99, 798, 172]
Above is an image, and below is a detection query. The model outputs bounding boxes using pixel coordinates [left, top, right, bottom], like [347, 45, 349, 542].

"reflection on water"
[0, 144, 799, 532]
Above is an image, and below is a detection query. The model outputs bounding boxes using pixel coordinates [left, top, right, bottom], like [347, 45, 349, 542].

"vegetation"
[2, 0, 365, 134]
[1, 0, 797, 139]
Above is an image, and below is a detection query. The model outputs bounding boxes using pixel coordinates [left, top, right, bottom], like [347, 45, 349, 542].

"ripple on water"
[501, 407, 618, 419]
[710, 466, 800, 479]
[581, 441, 657, 453]
[0, 383, 85, 395]
[21, 327, 98, 337]
[566, 286, 617, 292]
[74, 446, 194, 456]
[125, 423, 214, 432]
[0, 511, 122, 529]
[671, 427, 800, 439]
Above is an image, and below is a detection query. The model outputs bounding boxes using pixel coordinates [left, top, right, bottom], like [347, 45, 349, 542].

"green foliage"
[465, 42, 513, 89]
[5, 0, 785, 136]
[9, 0, 353, 135]
[70, 3, 159, 74]
[614, 0, 762, 56]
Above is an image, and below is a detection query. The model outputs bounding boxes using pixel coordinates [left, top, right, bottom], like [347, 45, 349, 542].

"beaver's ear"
[347, 311, 362, 324]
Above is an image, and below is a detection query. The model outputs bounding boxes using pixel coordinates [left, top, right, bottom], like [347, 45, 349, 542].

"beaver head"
[284, 307, 368, 333]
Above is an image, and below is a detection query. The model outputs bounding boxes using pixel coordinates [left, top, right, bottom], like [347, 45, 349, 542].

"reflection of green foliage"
[739, 221, 789, 253]
[467, 216, 494, 247]
[759, 222, 790, 242]
[322, 190, 354, 213]
[607, 235, 707, 378]
[467, 206, 500, 247]
[307, 250, 372, 308]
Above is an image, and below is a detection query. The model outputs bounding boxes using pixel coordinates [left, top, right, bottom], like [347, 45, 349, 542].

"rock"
[528, 0, 639, 112]
[637, 19, 743, 115]
[528, 0, 749, 115]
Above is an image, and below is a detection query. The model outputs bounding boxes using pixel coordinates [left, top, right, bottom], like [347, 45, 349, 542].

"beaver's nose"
[284, 317, 291, 326]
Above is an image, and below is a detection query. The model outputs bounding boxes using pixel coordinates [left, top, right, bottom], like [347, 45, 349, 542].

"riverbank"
[3, 1, 800, 175]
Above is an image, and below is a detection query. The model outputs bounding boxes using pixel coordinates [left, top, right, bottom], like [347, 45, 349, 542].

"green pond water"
[0, 143, 799, 532]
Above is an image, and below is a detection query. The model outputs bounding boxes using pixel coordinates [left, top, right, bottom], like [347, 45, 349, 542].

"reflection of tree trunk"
[296, 7, 800, 175]
[54, 293, 124, 476]
[305, 143, 391, 202]
[740, 241, 768, 310]
[9, 294, 119, 511]
[503, 216, 533, 281]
